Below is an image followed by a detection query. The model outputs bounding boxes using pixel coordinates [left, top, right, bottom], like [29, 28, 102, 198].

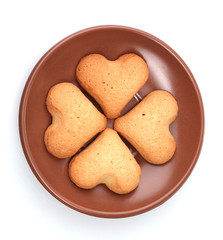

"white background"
[1, 0, 222, 239]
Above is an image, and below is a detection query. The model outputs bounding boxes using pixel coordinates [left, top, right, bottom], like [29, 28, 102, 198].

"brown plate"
[19, 26, 204, 218]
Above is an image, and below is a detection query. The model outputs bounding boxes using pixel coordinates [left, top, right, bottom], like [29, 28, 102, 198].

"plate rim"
[19, 25, 205, 218]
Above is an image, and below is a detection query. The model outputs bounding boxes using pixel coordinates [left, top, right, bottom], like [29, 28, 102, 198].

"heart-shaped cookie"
[44, 82, 107, 158]
[114, 90, 178, 164]
[69, 128, 141, 194]
[76, 53, 149, 119]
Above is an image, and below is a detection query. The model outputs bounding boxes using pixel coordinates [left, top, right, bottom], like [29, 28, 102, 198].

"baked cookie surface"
[69, 128, 141, 194]
[76, 53, 149, 119]
[114, 90, 178, 164]
[44, 82, 107, 158]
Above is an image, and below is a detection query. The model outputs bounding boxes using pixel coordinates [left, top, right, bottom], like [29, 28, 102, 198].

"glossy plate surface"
[19, 26, 204, 218]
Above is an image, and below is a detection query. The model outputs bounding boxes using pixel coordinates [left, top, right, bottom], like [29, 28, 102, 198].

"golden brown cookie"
[69, 128, 141, 194]
[76, 53, 149, 119]
[114, 90, 178, 164]
[44, 82, 107, 158]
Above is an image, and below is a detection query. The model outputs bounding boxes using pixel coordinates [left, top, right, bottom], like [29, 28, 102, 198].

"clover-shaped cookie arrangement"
[44, 53, 178, 194]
